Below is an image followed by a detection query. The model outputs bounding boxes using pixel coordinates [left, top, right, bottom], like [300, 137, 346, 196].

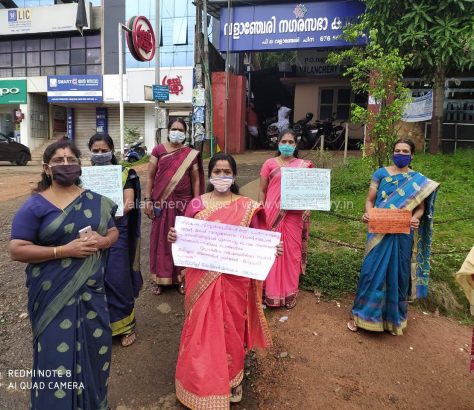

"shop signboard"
[96, 107, 108, 133]
[1, 2, 91, 35]
[47, 75, 103, 103]
[66, 108, 74, 140]
[0, 80, 27, 105]
[296, 49, 344, 76]
[220, 1, 365, 52]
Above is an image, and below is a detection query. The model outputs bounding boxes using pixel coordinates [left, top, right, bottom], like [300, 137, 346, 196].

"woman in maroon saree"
[144, 118, 204, 295]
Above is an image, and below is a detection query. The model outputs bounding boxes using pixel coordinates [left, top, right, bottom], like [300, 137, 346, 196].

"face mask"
[392, 154, 411, 168]
[169, 130, 186, 144]
[91, 151, 113, 165]
[279, 144, 296, 157]
[209, 176, 234, 193]
[49, 164, 82, 186]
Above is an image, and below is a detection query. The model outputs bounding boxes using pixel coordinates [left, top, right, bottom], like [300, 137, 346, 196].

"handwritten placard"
[280, 168, 331, 210]
[368, 208, 411, 234]
[81, 165, 123, 217]
[172, 216, 281, 280]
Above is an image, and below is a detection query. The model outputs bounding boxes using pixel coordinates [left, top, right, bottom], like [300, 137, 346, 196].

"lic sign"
[8, 9, 31, 22]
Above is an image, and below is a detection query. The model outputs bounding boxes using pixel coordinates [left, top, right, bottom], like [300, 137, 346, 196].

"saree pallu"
[150, 145, 204, 285]
[27, 192, 116, 410]
[352, 170, 439, 335]
[453, 246, 474, 372]
[106, 168, 142, 337]
[175, 197, 272, 410]
[262, 157, 312, 307]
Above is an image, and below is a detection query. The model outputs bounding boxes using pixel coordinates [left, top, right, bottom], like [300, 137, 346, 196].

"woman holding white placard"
[259, 128, 314, 309]
[168, 153, 282, 409]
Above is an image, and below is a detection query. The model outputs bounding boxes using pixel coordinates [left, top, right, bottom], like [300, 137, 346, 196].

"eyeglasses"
[49, 156, 80, 166]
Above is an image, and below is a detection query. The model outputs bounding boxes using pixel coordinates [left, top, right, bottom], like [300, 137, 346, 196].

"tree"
[361, 0, 474, 153]
[328, 28, 412, 168]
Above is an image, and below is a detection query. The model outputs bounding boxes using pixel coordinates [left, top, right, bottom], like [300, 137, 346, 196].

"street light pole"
[154, 0, 161, 143]
[118, 22, 124, 156]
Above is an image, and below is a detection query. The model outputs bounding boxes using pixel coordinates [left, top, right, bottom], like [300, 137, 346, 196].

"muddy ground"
[0, 155, 473, 409]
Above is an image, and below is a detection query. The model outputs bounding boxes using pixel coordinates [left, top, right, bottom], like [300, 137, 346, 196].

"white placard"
[280, 168, 331, 211]
[172, 216, 281, 280]
[81, 165, 123, 217]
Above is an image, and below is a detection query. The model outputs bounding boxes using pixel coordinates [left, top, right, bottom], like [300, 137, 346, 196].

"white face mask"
[209, 176, 234, 193]
[169, 130, 186, 144]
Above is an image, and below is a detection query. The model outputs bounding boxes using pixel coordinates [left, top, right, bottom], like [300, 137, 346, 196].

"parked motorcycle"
[124, 138, 147, 163]
[293, 112, 323, 149]
[262, 115, 279, 149]
[320, 114, 345, 150]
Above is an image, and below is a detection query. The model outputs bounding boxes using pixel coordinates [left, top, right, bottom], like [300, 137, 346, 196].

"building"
[0, 0, 197, 157]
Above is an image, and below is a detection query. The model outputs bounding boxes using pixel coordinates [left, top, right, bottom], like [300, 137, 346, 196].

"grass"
[120, 154, 150, 167]
[302, 149, 474, 321]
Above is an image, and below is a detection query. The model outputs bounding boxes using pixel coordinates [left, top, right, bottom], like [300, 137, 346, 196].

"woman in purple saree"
[144, 118, 204, 295]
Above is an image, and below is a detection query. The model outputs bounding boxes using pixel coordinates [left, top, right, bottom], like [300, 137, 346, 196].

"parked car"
[0, 132, 31, 166]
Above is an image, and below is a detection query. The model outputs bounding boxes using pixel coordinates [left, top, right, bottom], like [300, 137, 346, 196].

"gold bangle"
[53, 247, 57, 258]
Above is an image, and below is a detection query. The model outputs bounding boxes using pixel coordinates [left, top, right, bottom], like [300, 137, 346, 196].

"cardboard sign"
[172, 216, 281, 280]
[368, 208, 411, 234]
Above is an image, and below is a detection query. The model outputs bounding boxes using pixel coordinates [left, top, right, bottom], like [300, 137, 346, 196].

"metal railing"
[424, 122, 474, 153]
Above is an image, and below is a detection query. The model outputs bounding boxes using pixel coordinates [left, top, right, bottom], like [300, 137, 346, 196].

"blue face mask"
[392, 154, 411, 168]
[278, 144, 296, 157]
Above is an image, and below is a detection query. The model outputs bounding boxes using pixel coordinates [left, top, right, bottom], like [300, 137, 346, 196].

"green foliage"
[254, 51, 297, 69]
[124, 124, 141, 146]
[328, 28, 412, 168]
[120, 154, 150, 167]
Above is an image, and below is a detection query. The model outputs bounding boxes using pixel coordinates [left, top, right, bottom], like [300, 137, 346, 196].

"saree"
[106, 167, 142, 337]
[352, 168, 439, 335]
[11, 190, 116, 410]
[453, 246, 474, 372]
[149, 145, 205, 285]
[260, 157, 313, 307]
[175, 196, 272, 410]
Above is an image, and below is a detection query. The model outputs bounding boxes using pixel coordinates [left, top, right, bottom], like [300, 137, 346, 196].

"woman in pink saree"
[259, 129, 314, 309]
[144, 118, 204, 295]
[168, 153, 278, 409]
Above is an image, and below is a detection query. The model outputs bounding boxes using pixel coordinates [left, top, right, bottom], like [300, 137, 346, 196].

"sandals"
[121, 332, 136, 347]
[177, 282, 185, 295]
[151, 284, 163, 296]
[347, 319, 358, 332]
[230, 383, 243, 403]
[285, 296, 297, 310]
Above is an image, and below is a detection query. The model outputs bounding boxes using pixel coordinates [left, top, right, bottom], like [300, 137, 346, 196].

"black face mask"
[50, 164, 82, 186]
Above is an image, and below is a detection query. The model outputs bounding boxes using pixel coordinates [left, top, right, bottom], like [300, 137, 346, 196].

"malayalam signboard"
[1, 2, 91, 35]
[219, 1, 365, 52]
[47, 75, 103, 103]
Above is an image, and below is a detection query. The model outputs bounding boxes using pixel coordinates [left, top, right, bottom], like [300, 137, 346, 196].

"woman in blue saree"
[89, 133, 142, 347]
[347, 139, 439, 335]
[9, 140, 118, 410]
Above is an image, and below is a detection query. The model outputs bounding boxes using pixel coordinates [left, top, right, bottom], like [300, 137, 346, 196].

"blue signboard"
[47, 75, 103, 103]
[153, 84, 170, 101]
[66, 108, 74, 140]
[96, 107, 108, 133]
[219, 1, 365, 52]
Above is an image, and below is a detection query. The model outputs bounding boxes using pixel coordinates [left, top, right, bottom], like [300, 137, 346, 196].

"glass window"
[86, 65, 101, 75]
[70, 65, 86, 75]
[41, 38, 55, 51]
[173, 51, 186, 66]
[186, 51, 193, 66]
[12, 68, 26, 77]
[71, 36, 86, 49]
[174, 0, 188, 17]
[338, 89, 351, 104]
[27, 39, 40, 52]
[55, 37, 70, 50]
[12, 40, 26, 52]
[319, 88, 352, 121]
[56, 66, 70, 75]
[55, 50, 69, 65]
[0, 68, 12, 77]
[0, 54, 12, 68]
[86, 35, 101, 48]
[173, 17, 188, 45]
[41, 66, 55, 76]
[320, 89, 334, 104]
[41, 51, 55, 66]
[27, 67, 41, 76]
[27, 52, 40, 67]
[0, 41, 12, 53]
[12, 53, 26, 67]
[86, 49, 101, 64]
[71, 49, 86, 65]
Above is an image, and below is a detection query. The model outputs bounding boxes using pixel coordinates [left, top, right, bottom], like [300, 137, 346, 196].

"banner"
[402, 90, 433, 122]
[172, 216, 281, 280]
[47, 75, 103, 103]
